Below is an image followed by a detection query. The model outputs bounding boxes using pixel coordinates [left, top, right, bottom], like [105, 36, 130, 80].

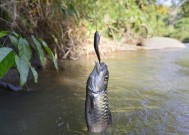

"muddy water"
[0, 46, 189, 135]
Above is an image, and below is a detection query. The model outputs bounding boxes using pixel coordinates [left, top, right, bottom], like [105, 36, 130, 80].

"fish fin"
[88, 126, 92, 133]
[90, 95, 94, 110]
[108, 111, 112, 126]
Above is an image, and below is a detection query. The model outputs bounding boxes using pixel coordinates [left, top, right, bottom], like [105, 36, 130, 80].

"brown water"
[0, 47, 189, 135]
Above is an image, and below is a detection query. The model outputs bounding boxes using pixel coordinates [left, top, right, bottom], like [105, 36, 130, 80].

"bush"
[0, 31, 58, 86]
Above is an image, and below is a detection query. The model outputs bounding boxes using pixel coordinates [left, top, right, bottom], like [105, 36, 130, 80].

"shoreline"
[1, 37, 187, 85]
[78, 36, 186, 58]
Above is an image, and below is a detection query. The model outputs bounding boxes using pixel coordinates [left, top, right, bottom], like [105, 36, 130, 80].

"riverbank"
[1, 36, 187, 86]
[77, 36, 186, 58]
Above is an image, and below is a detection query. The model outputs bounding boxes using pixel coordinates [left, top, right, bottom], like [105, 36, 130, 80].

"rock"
[138, 37, 186, 49]
[0, 81, 23, 91]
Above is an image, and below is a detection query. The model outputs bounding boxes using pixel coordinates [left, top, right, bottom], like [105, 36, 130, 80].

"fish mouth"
[95, 62, 108, 74]
[87, 62, 108, 93]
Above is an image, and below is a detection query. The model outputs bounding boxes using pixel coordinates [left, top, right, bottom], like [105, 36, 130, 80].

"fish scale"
[90, 93, 110, 131]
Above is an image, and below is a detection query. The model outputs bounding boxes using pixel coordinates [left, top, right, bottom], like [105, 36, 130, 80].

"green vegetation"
[168, 17, 189, 42]
[0, 31, 58, 86]
[0, 1, 189, 47]
[0, 0, 189, 86]
[162, 0, 189, 42]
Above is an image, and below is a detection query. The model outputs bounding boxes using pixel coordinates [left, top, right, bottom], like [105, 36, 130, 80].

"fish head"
[87, 62, 109, 93]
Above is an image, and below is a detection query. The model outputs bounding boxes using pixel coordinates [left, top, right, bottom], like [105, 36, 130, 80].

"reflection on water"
[0, 47, 189, 135]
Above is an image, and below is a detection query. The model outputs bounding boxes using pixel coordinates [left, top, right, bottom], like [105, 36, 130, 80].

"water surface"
[0, 47, 189, 135]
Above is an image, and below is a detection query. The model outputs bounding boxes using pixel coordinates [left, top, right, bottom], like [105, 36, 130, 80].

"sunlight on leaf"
[18, 38, 32, 61]
[32, 36, 45, 67]
[29, 63, 38, 83]
[15, 55, 30, 86]
[38, 38, 58, 70]
[9, 35, 19, 48]
[0, 31, 8, 38]
[0, 47, 15, 78]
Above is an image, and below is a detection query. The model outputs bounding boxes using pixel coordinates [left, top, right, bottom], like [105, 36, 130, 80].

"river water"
[0, 46, 189, 135]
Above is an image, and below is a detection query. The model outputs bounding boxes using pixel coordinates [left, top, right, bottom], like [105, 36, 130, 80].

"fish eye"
[104, 75, 109, 81]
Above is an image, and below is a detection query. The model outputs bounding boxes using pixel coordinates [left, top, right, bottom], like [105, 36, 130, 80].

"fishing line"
[95, 0, 98, 31]
[94, 0, 101, 63]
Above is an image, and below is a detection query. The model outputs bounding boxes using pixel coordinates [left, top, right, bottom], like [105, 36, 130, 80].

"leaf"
[29, 63, 38, 83]
[18, 37, 32, 62]
[32, 36, 45, 66]
[15, 55, 29, 86]
[0, 47, 15, 78]
[12, 31, 19, 38]
[38, 38, 58, 70]
[0, 31, 8, 38]
[9, 35, 19, 48]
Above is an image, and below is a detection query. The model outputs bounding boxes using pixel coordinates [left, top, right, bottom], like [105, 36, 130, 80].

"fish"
[94, 31, 101, 63]
[85, 62, 112, 133]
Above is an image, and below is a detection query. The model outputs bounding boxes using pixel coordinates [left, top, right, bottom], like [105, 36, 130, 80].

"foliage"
[0, 0, 155, 57]
[175, 17, 189, 30]
[0, 47, 15, 78]
[166, 17, 189, 42]
[0, 31, 58, 86]
[162, 0, 189, 42]
[0, 0, 188, 62]
[180, 0, 189, 17]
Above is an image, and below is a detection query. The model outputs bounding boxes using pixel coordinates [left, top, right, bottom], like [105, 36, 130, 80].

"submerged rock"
[0, 81, 22, 91]
[138, 37, 186, 49]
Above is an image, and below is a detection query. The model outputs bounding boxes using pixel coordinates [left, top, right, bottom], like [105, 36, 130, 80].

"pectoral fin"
[90, 95, 94, 110]
[108, 111, 112, 126]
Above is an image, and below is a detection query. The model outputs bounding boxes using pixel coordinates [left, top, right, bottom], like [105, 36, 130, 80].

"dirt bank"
[137, 37, 186, 49]
[78, 36, 186, 58]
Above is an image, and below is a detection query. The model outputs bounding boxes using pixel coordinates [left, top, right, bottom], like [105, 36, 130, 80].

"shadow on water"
[0, 47, 189, 135]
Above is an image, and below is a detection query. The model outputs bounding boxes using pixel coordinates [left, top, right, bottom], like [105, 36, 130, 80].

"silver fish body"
[85, 62, 112, 133]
